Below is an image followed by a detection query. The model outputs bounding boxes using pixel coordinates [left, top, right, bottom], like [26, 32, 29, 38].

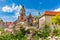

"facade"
[39, 11, 60, 29]
[39, 16, 45, 29]
[16, 5, 38, 26]
[28, 13, 33, 26]
[16, 6, 25, 24]
[19, 6, 25, 22]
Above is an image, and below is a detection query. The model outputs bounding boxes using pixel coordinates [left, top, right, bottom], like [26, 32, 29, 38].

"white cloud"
[53, 7, 60, 12]
[2, 3, 21, 12]
[2, 3, 39, 17]
[2, 3, 22, 18]
[2, 6, 13, 12]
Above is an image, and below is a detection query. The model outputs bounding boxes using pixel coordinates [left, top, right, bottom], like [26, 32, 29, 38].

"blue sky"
[0, 0, 60, 22]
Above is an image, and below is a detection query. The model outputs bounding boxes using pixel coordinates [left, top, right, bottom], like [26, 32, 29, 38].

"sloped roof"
[43, 11, 60, 16]
[3, 22, 14, 26]
[39, 11, 60, 18]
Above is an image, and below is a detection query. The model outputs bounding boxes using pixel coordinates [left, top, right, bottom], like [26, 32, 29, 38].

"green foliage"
[0, 27, 4, 31]
[15, 27, 26, 40]
[32, 34, 39, 40]
[52, 14, 60, 36]
[0, 27, 27, 40]
[52, 14, 60, 24]
[41, 25, 50, 38]
[38, 25, 50, 39]
[0, 25, 52, 40]
[33, 25, 50, 39]
[0, 33, 16, 40]
[53, 28, 59, 36]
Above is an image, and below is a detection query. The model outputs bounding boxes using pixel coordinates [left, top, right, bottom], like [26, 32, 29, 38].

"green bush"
[0, 25, 51, 40]
[53, 28, 59, 36]
[37, 25, 50, 39]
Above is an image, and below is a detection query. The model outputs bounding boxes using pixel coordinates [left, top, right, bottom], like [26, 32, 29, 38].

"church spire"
[29, 13, 33, 18]
[19, 5, 25, 22]
[38, 12, 41, 17]
[20, 5, 25, 15]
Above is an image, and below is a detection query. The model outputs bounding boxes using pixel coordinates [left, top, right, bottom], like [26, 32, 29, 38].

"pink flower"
[9, 24, 14, 29]
[4, 28, 9, 32]
[4, 28, 14, 34]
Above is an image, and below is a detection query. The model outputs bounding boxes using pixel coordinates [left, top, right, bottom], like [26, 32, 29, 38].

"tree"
[52, 14, 60, 25]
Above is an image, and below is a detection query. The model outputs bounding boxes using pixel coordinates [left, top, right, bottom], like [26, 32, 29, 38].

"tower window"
[21, 17, 23, 20]
[21, 14, 24, 16]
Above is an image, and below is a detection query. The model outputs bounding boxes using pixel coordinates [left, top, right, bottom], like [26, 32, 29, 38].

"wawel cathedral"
[0, 5, 40, 28]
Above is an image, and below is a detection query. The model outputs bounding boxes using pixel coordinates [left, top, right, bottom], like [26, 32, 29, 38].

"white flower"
[25, 26, 28, 30]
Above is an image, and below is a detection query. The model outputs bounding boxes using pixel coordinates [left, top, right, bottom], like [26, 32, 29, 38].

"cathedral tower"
[19, 5, 25, 23]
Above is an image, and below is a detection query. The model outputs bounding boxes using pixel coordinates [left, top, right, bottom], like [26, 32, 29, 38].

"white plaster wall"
[45, 16, 53, 25]
[39, 16, 45, 29]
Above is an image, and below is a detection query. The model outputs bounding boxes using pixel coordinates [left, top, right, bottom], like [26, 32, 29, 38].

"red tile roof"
[40, 11, 60, 18]
[3, 22, 14, 26]
[43, 11, 60, 16]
